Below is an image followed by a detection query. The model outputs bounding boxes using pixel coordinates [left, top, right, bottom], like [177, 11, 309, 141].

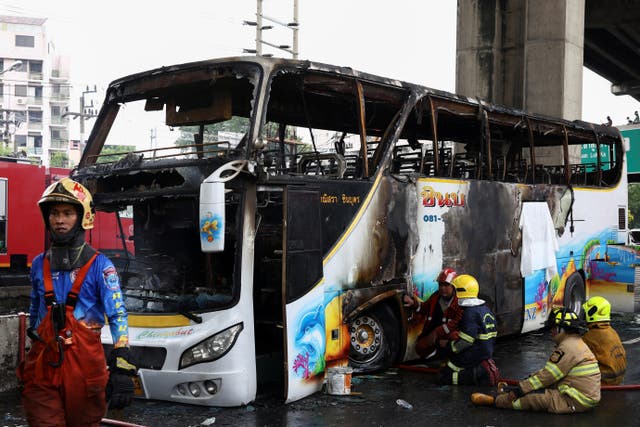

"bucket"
[326, 367, 353, 395]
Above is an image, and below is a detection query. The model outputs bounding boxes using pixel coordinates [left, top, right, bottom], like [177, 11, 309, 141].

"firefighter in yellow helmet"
[471, 306, 601, 414]
[18, 178, 137, 426]
[582, 296, 626, 385]
[438, 274, 500, 386]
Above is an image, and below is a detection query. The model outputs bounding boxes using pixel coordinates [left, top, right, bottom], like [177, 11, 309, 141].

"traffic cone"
[470, 392, 495, 406]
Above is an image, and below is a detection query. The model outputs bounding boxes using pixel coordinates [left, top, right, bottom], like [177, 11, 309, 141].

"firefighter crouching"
[472, 307, 601, 414]
[17, 178, 137, 426]
[582, 296, 626, 385]
[438, 274, 500, 386]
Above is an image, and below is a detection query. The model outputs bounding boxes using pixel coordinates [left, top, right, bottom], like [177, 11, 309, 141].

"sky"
[3, 0, 639, 128]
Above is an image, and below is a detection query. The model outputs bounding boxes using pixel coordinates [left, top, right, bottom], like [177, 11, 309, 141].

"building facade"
[0, 15, 78, 167]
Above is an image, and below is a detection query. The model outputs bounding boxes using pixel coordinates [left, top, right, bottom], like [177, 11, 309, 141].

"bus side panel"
[556, 183, 635, 311]
[411, 178, 570, 338]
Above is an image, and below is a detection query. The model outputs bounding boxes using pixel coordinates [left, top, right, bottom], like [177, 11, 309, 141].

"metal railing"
[88, 141, 233, 165]
[49, 139, 69, 150]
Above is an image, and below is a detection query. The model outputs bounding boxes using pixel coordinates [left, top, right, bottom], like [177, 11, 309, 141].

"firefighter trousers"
[495, 388, 585, 414]
[18, 311, 108, 426]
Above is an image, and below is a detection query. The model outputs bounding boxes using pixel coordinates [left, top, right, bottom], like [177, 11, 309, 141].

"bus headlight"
[179, 323, 244, 369]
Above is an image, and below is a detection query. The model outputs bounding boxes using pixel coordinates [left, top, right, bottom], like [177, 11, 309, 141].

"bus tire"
[564, 272, 586, 316]
[348, 303, 399, 373]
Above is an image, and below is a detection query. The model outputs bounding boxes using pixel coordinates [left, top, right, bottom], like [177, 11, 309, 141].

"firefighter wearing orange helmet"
[18, 178, 137, 426]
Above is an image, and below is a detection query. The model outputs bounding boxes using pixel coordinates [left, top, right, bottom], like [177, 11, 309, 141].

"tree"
[629, 183, 640, 228]
[174, 117, 250, 148]
[50, 152, 69, 168]
[96, 145, 136, 163]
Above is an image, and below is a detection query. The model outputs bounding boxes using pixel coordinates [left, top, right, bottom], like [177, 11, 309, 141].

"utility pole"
[243, 0, 299, 58]
[79, 85, 97, 136]
[63, 85, 98, 148]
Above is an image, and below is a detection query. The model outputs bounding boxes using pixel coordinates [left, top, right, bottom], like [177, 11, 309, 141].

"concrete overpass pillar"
[456, 0, 585, 121]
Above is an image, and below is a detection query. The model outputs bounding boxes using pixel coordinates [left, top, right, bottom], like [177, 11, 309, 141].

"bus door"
[282, 185, 326, 403]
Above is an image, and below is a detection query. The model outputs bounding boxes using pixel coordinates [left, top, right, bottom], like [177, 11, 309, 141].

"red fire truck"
[0, 157, 133, 286]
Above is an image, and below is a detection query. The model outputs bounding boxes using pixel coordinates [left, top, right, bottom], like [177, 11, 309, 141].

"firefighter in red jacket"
[18, 178, 137, 426]
[404, 268, 463, 359]
[582, 296, 626, 385]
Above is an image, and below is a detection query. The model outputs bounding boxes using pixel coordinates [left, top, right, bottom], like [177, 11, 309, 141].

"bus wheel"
[564, 272, 586, 316]
[348, 304, 399, 372]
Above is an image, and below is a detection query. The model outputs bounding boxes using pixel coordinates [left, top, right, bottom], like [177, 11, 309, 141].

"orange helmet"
[436, 268, 457, 285]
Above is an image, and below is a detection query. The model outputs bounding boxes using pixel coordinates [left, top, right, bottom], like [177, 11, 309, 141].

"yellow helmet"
[583, 296, 611, 323]
[452, 274, 479, 299]
[38, 177, 95, 230]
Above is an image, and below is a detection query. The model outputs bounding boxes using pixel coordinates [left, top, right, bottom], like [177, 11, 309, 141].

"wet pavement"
[2, 313, 640, 427]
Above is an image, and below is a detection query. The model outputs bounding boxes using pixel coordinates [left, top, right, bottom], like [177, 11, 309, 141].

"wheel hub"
[350, 315, 382, 357]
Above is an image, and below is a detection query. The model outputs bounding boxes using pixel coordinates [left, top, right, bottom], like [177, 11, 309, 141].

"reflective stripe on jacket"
[519, 334, 601, 409]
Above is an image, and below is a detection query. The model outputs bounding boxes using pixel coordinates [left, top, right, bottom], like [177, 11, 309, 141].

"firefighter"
[403, 268, 464, 359]
[17, 178, 137, 426]
[438, 274, 499, 385]
[582, 296, 626, 385]
[471, 307, 601, 414]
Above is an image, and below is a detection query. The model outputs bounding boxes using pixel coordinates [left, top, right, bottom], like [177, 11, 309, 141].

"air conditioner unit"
[16, 98, 26, 105]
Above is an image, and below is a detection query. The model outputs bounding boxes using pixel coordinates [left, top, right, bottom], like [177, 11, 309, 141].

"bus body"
[72, 57, 629, 406]
[0, 159, 132, 286]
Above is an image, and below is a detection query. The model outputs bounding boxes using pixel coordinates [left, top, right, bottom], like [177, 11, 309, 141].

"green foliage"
[629, 184, 640, 228]
[0, 145, 13, 156]
[96, 145, 136, 164]
[175, 117, 250, 148]
[50, 152, 69, 168]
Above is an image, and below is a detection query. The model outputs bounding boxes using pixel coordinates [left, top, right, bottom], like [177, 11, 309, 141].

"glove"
[106, 347, 138, 409]
[499, 384, 524, 401]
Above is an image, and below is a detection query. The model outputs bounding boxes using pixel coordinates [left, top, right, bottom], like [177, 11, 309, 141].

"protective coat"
[582, 322, 626, 385]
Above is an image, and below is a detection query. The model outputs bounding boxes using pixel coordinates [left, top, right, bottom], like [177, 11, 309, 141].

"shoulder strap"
[43, 252, 100, 308]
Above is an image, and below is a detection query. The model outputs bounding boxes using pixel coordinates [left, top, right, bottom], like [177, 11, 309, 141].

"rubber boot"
[470, 392, 495, 406]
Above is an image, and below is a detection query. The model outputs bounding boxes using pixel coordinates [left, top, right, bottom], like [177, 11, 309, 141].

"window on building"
[28, 61, 42, 73]
[15, 35, 35, 48]
[28, 110, 42, 124]
[14, 135, 27, 147]
[15, 85, 27, 97]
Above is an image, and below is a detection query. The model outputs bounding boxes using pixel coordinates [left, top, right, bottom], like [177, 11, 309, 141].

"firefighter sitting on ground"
[582, 296, 626, 385]
[403, 268, 463, 359]
[17, 178, 137, 426]
[438, 274, 500, 385]
[471, 306, 601, 414]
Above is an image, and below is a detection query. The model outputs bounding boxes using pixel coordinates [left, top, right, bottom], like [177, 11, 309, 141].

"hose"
[394, 365, 640, 391]
[101, 418, 149, 427]
[18, 312, 26, 364]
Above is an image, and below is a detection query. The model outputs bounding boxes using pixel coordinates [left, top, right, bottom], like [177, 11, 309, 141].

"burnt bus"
[73, 57, 627, 406]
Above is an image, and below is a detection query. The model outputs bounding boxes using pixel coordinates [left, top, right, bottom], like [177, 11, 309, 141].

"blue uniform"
[440, 301, 499, 385]
[29, 252, 129, 346]
[449, 303, 497, 368]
